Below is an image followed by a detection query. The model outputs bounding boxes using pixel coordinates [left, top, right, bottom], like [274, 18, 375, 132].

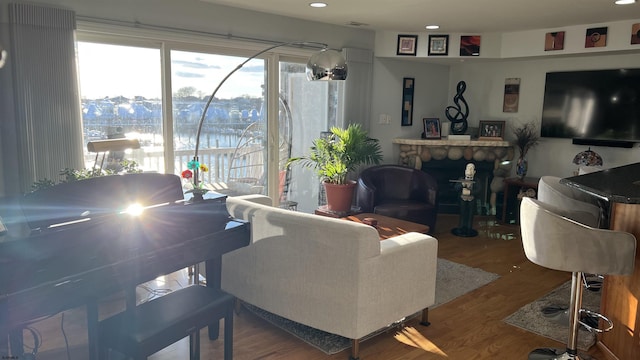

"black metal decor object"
[445, 81, 469, 135]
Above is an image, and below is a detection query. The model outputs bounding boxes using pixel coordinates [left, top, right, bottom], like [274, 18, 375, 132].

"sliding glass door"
[76, 35, 344, 212]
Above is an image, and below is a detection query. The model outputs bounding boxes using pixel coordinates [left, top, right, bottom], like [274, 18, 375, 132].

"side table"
[501, 176, 540, 224]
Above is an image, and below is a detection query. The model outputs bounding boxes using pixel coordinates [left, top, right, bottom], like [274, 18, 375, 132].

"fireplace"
[393, 138, 514, 215]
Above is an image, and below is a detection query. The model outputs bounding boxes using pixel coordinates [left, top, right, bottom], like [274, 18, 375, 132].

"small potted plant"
[287, 124, 383, 212]
[512, 122, 540, 179]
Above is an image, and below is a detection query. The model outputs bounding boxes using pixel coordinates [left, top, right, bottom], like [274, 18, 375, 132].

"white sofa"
[221, 194, 438, 359]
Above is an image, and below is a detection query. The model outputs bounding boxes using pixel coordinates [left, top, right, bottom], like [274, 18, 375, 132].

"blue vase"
[516, 157, 528, 179]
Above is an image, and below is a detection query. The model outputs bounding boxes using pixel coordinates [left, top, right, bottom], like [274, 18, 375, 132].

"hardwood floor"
[24, 214, 605, 359]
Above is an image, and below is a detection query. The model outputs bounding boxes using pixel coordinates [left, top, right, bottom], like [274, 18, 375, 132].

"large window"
[77, 42, 163, 172]
[76, 34, 343, 211]
[170, 50, 267, 195]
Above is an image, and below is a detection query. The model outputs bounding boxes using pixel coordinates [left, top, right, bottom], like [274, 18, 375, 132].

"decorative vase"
[323, 180, 356, 213]
[516, 156, 528, 179]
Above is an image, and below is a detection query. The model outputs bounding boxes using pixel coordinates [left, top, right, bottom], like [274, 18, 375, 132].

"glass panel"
[170, 50, 266, 195]
[77, 42, 163, 173]
[280, 61, 343, 213]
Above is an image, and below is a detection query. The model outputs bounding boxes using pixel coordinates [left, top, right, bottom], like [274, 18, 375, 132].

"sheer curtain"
[0, 3, 84, 195]
[341, 48, 373, 131]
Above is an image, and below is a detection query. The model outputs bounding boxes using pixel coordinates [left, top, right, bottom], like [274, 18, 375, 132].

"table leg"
[206, 257, 221, 340]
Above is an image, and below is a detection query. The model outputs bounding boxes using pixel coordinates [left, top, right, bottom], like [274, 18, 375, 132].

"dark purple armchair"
[356, 165, 438, 234]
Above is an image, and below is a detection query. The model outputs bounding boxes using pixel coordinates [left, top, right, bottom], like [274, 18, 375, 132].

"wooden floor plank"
[24, 214, 604, 359]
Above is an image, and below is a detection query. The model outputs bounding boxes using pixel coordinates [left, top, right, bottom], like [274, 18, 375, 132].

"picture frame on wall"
[585, 27, 607, 48]
[423, 118, 441, 139]
[428, 35, 449, 56]
[631, 23, 640, 45]
[401, 77, 415, 126]
[478, 120, 506, 140]
[397, 35, 418, 56]
[544, 31, 565, 51]
[460, 35, 481, 56]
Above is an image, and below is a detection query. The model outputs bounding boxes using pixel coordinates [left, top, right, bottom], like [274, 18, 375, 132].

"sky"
[76, 42, 265, 100]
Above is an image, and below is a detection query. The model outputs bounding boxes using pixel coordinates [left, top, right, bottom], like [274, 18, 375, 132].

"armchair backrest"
[358, 165, 437, 205]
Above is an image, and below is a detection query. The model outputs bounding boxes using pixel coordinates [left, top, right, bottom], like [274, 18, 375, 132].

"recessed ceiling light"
[425, 25, 440, 30]
[310, 2, 327, 7]
[615, 0, 636, 4]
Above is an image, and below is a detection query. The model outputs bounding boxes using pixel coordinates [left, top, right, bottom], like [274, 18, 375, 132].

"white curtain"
[0, 2, 84, 196]
[340, 48, 373, 131]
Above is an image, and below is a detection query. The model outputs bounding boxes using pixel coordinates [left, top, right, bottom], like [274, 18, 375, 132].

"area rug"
[503, 280, 601, 351]
[244, 258, 499, 355]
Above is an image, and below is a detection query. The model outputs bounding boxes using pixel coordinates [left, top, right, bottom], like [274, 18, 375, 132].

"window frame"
[76, 24, 315, 202]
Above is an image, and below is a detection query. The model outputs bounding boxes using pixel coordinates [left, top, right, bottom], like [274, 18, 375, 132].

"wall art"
[544, 31, 565, 51]
[401, 77, 415, 126]
[503, 78, 521, 113]
[397, 35, 418, 56]
[460, 35, 481, 56]
[428, 35, 449, 56]
[585, 27, 607, 48]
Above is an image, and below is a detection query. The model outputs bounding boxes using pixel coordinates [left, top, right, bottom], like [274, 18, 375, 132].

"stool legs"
[528, 272, 591, 360]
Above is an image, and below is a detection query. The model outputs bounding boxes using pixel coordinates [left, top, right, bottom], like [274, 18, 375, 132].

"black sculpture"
[445, 81, 469, 135]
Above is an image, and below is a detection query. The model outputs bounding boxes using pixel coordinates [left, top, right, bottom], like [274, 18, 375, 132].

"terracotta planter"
[323, 180, 356, 213]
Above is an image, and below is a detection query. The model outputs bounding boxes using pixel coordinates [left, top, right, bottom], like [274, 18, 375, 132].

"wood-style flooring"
[20, 215, 606, 359]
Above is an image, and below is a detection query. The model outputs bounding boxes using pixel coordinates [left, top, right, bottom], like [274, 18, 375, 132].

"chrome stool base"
[528, 348, 593, 360]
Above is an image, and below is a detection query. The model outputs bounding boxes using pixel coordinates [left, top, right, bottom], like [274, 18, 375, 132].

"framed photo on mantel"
[478, 120, 506, 141]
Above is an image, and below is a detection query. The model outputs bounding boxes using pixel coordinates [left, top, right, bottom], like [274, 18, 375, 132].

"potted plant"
[512, 122, 540, 179]
[287, 124, 383, 212]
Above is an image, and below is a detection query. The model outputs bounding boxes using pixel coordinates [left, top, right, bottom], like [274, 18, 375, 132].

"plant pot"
[323, 180, 356, 213]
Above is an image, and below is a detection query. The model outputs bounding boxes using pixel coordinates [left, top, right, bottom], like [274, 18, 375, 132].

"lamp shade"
[572, 147, 603, 166]
[306, 49, 348, 81]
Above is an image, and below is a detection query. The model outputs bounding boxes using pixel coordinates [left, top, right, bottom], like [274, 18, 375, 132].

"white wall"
[372, 19, 640, 178]
[447, 53, 640, 178]
[369, 58, 450, 164]
[3, 0, 374, 51]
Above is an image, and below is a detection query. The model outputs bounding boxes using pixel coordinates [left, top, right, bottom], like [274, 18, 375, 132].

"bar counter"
[562, 162, 640, 360]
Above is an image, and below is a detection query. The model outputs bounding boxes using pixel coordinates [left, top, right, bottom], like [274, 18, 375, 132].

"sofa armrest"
[231, 194, 273, 206]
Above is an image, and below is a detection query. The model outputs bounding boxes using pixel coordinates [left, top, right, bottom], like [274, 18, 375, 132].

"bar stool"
[519, 197, 636, 360]
[538, 176, 606, 291]
[538, 176, 604, 292]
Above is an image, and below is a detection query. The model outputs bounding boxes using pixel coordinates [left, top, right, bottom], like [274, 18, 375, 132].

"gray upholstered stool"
[520, 197, 636, 360]
[99, 285, 234, 360]
[538, 176, 605, 293]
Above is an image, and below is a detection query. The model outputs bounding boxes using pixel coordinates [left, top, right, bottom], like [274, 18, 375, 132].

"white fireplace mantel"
[392, 137, 515, 169]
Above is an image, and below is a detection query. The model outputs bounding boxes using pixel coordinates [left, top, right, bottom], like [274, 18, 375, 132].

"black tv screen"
[541, 68, 640, 145]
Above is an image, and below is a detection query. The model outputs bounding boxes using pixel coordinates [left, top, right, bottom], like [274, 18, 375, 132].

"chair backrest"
[20, 173, 183, 230]
[519, 197, 635, 275]
[359, 165, 437, 203]
[537, 176, 602, 227]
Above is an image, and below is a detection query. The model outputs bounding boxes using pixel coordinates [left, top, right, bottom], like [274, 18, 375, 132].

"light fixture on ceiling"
[425, 25, 440, 30]
[309, 2, 327, 8]
[188, 41, 347, 201]
[614, 0, 636, 4]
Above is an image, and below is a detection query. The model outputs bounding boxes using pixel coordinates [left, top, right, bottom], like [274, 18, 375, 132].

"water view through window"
[77, 40, 342, 210]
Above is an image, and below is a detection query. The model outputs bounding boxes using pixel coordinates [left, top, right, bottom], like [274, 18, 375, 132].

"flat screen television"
[540, 68, 640, 148]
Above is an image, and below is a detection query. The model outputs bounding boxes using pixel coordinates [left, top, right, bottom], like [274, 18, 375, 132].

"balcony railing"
[85, 145, 265, 193]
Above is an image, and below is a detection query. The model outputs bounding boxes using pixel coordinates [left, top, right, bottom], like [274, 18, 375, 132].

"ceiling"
[200, 0, 639, 34]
